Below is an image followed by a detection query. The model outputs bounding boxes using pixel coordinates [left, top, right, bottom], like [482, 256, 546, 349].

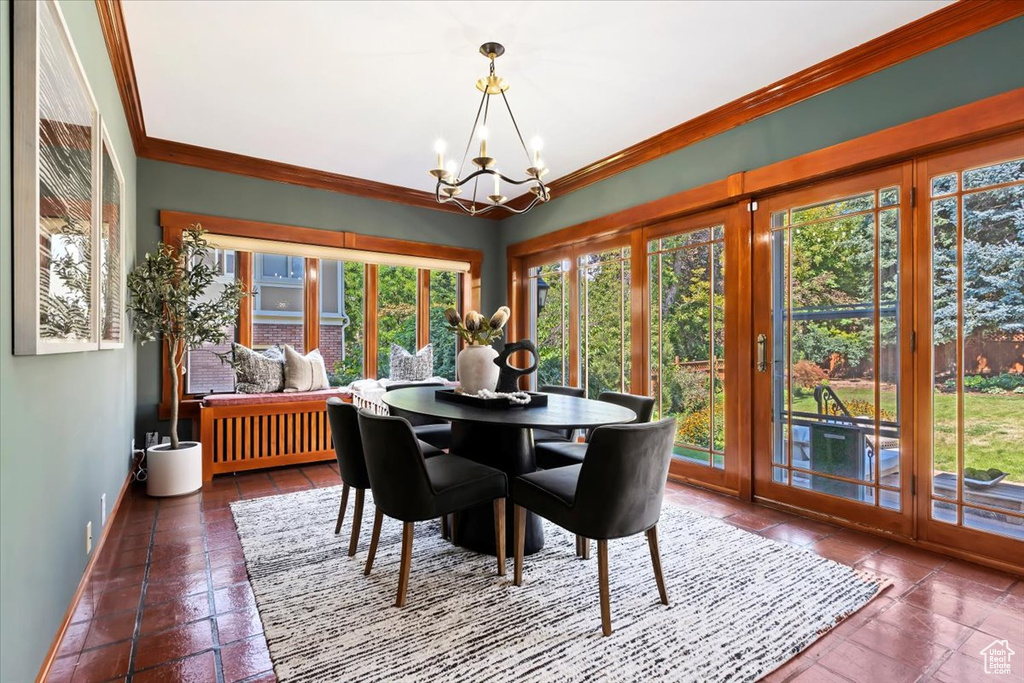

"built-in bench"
[199, 389, 351, 481]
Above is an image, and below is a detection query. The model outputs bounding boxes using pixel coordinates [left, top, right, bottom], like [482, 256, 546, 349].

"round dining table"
[381, 387, 636, 556]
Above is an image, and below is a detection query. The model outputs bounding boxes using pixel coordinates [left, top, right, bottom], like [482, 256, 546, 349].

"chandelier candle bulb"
[434, 139, 446, 170]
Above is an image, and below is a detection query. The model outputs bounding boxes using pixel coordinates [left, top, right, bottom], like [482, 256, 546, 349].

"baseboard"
[34, 459, 138, 683]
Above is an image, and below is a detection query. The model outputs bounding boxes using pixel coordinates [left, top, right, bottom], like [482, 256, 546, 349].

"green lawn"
[791, 387, 1024, 481]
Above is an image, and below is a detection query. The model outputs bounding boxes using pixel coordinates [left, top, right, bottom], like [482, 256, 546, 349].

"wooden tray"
[435, 389, 547, 410]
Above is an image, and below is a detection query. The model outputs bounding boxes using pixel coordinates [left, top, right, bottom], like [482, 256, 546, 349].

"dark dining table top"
[381, 387, 636, 430]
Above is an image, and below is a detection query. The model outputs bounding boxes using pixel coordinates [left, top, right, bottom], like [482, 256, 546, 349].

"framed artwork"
[13, 0, 123, 354]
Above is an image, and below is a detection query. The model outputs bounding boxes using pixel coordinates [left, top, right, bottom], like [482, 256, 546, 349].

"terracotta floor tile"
[723, 511, 779, 532]
[876, 543, 950, 569]
[143, 574, 211, 606]
[957, 629, 1024, 678]
[876, 601, 974, 650]
[827, 528, 891, 552]
[207, 531, 243, 553]
[829, 595, 895, 639]
[918, 571, 1007, 604]
[848, 619, 949, 672]
[133, 618, 215, 671]
[132, 651, 217, 683]
[300, 464, 342, 487]
[758, 653, 815, 682]
[857, 553, 935, 583]
[761, 522, 832, 547]
[245, 673, 277, 683]
[268, 469, 313, 491]
[83, 610, 138, 649]
[780, 517, 840, 537]
[93, 585, 143, 617]
[106, 547, 150, 571]
[211, 561, 250, 588]
[216, 605, 264, 644]
[902, 585, 996, 628]
[55, 621, 91, 659]
[818, 639, 920, 683]
[205, 517, 238, 536]
[789, 664, 851, 683]
[940, 561, 1018, 592]
[976, 606, 1024, 641]
[931, 650, 1001, 683]
[209, 546, 246, 570]
[213, 584, 257, 615]
[69, 640, 131, 683]
[140, 593, 213, 635]
[149, 539, 206, 563]
[812, 538, 876, 566]
[220, 634, 273, 683]
[46, 655, 78, 682]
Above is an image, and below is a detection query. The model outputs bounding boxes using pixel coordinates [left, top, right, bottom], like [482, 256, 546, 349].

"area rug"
[230, 487, 888, 682]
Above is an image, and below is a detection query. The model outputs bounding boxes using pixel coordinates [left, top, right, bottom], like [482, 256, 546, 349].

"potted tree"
[128, 226, 248, 496]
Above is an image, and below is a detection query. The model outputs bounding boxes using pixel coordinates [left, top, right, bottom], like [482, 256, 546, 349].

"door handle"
[756, 333, 767, 372]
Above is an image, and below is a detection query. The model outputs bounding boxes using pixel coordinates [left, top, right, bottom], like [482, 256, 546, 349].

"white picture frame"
[98, 120, 126, 350]
[13, 0, 102, 355]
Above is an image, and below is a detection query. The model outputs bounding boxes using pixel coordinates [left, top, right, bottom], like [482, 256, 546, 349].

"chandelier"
[430, 42, 550, 216]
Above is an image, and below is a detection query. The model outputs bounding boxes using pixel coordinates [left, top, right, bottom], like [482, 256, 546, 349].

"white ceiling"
[121, 0, 949, 198]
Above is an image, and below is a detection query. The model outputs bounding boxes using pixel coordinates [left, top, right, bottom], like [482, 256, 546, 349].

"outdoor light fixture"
[536, 276, 549, 314]
[430, 42, 550, 216]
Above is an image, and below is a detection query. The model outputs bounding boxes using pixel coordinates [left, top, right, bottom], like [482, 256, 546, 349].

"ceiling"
[121, 0, 949, 200]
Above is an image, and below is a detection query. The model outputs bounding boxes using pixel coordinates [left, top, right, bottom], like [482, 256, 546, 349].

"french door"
[915, 135, 1024, 558]
[752, 166, 915, 536]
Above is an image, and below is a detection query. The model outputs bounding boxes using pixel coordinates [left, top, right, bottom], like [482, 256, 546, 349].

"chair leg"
[348, 488, 365, 557]
[597, 539, 611, 636]
[513, 504, 526, 586]
[441, 514, 449, 540]
[493, 498, 506, 576]
[364, 507, 384, 576]
[646, 525, 669, 605]
[581, 536, 591, 560]
[334, 483, 350, 534]
[450, 511, 459, 546]
[395, 522, 414, 607]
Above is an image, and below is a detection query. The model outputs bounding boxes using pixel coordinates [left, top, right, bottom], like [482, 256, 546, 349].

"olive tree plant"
[127, 226, 248, 449]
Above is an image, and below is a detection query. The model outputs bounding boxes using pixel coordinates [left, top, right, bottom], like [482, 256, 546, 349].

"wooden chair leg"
[646, 525, 669, 605]
[493, 498, 506, 576]
[513, 505, 526, 586]
[348, 488, 365, 556]
[597, 539, 611, 636]
[395, 522, 414, 607]
[441, 514, 449, 540]
[581, 537, 591, 560]
[334, 483, 350, 534]
[450, 511, 459, 545]
[364, 507, 384, 576]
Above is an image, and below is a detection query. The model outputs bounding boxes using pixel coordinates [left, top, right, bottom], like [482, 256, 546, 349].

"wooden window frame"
[158, 211, 482, 419]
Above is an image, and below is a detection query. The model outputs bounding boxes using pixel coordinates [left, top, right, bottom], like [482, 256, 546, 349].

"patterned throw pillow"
[389, 343, 433, 381]
[283, 345, 330, 392]
[233, 343, 285, 394]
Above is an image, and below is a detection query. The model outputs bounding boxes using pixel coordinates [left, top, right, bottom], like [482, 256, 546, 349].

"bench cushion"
[203, 388, 349, 407]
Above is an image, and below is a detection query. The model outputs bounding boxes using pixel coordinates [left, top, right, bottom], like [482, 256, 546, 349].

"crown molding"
[95, 0, 1022, 220]
[503, 0, 1024, 212]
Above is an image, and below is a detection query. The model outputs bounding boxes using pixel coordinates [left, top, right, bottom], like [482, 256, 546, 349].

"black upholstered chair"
[358, 410, 509, 607]
[326, 398, 443, 556]
[512, 417, 676, 635]
[536, 391, 656, 470]
[532, 384, 586, 444]
[386, 382, 452, 450]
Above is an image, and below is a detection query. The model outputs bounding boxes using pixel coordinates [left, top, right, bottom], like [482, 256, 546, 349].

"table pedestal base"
[449, 422, 544, 556]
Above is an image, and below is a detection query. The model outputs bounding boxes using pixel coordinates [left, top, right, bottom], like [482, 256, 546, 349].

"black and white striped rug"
[230, 487, 888, 682]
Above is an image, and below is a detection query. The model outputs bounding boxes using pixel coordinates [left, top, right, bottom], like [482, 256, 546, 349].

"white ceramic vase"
[457, 344, 500, 395]
[147, 441, 203, 497]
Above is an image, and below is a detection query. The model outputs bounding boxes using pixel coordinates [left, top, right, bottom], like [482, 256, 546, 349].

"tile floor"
[46, 463, 1023, 683]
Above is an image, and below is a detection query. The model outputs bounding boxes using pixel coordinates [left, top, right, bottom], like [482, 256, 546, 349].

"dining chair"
[358, 410, 509, 607]
[511, 417, 676, 636]
[386, 382, 452, 450]
[326, 398, 444, 556]
[536, 391, 655, 469]
[533, 384, 585, 444]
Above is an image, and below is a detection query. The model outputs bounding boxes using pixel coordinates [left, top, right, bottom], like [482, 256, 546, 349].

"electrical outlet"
[86, 521, 93, 555]
[100, 493, 107, 526]
[145, 432, 159, 450]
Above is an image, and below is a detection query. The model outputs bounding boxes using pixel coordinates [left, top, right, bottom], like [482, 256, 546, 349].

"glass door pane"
[649, 226, 726, 469]
[926, 150, 1024, 542]
[429, 270, 459, 380]
[376, 265, 418, 377]
[527, 260, 570, 390]
[578, 246, 631, 397]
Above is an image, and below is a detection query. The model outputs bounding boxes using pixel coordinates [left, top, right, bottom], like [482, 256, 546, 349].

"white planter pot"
[147, 441, 202, 497]
[457, 344, 500, 395]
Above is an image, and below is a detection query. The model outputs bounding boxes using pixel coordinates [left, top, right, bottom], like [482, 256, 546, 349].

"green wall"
[135, 159, 501, 438]
[1, 1, 137, 680]
[498, 17, 1024, 265]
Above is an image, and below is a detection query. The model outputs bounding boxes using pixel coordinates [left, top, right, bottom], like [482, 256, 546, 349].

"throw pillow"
[389, 343, 433, 381]
[283, 345, 330, 392]
[233, 343, 285, 394]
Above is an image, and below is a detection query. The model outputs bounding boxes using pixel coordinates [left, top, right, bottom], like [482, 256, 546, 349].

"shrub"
[676, 399, 725, 450]
[943, 373, 1024, 394]
[793, 360, 827, 390]
[824, 398, 894, 422]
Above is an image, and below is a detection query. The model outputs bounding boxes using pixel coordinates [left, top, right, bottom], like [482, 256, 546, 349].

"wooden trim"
[35, 463, 136, 683]
[365, 264, 379, 379]
[416, 270, 430, 350]
[237, 252, 253, 347]
[161, 210, 348, 249]
[304, 257, 319, 353]
[343, 232, 483, 271]
[507, 89, 1024, 260]
[94, 0, 145, 153]
[503, 1, 1024, 211]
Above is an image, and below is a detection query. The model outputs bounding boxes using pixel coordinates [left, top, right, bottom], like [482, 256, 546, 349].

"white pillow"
[390, 343, 433, 381]
[282, 345, 330, 392]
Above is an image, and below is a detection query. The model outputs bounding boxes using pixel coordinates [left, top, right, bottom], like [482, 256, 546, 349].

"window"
[376, 265, 418, 377]
[320, 259, 365, 386]
[579, 245, 631, 397]
[253, 251, 304, 352]
[649, 227, 726, 468]
[528, 261, 570, 389]
[186, 249, 239, 394]
[429, 270, 460, 380]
